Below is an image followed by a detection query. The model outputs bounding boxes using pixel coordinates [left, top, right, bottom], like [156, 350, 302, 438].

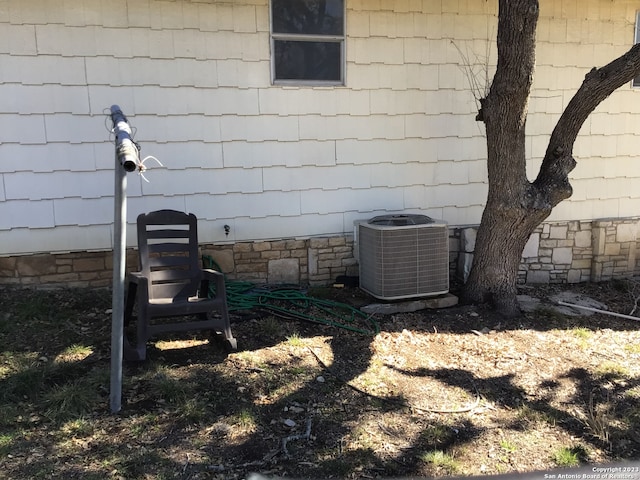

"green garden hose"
[203, 256, 378, 335]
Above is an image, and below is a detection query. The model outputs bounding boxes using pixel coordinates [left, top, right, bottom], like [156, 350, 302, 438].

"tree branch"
[535, 43, 640, 203]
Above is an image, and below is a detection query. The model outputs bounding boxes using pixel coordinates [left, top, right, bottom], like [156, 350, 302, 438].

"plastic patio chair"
[123, 209, 237, 361]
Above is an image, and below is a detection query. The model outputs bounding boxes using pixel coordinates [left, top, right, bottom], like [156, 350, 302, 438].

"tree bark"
[462, 0, 640, 317]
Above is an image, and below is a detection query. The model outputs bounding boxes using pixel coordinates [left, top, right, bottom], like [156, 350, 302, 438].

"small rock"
[209, 422, 231, 435]
[283, 419, 296, 427]
[316, 376, 325, 383]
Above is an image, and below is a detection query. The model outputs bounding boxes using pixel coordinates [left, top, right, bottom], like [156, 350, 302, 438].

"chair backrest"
[136, 210, 201, 301]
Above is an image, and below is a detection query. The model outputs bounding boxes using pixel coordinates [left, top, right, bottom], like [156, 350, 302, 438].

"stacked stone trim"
[202, 237, 357, 286]
[450, 217, 639, 285]
[2, 218, 639, 289]
[0, 251, 137, 288]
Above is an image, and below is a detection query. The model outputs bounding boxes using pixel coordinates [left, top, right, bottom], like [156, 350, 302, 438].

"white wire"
[138, 155, 164, 183]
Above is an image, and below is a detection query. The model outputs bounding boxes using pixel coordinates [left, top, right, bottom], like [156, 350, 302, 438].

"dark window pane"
[634, 76, 640, 88]
[274, 40, 341, 81]
[272, 0, 343, 36]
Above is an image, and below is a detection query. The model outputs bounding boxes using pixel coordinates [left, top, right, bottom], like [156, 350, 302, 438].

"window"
[270, 0, 345, 84]
[634, 11, 640, 87]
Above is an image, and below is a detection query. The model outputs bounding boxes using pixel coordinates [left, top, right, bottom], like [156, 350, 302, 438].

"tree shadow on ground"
[387, 364, 640, 460]
[3, 285, 640, 479]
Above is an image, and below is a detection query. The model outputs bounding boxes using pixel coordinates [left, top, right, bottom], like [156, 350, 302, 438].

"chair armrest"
[202, 268, 224, 280]
[201, 268, 226, 299]
[128, 271, 144, 283]
[124, 272, 148, 323]
[127, 272, 148, 296]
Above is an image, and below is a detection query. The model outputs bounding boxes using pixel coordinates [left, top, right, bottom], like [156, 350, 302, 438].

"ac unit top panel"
[361, 218, 448, 231]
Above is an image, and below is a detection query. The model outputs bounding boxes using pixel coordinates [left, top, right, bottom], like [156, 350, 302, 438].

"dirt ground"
[1, 280, 640, 479]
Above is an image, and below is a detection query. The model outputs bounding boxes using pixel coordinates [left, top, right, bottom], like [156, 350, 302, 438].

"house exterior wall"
[1, 0, 640, 287]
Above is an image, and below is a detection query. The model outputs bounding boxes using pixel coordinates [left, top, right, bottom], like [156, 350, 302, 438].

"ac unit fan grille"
[359, 222, 449, 300]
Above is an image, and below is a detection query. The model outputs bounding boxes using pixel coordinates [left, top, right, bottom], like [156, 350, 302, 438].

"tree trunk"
[462, 0, 640, 317]
[463, 0, 541, 317]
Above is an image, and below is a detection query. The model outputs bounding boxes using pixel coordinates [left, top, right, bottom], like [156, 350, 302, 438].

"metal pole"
[110, 161, 127, 413]
[109, 105, 138, 413]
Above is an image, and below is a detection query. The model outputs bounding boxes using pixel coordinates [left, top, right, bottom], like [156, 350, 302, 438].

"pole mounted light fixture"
[107, 105, 162, 413]
[110, 105, 140, 173]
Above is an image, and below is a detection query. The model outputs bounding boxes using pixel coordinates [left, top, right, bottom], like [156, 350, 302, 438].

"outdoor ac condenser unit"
[357, 214, 449, 300]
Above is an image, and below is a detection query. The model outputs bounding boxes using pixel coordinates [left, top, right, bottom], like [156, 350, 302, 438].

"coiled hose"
[203, 256, 378, 335]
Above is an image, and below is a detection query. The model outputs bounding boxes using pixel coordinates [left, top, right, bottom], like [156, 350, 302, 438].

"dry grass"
[1, 284, 640, 479]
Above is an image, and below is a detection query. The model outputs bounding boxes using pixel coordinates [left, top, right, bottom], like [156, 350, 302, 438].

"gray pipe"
[109, 105, 139, 413]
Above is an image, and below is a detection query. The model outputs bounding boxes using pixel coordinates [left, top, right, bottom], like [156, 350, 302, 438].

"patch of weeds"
[594, 362, 630, 378]
[625, 404, 640, 425]
[1, 358, 50, 403]
[572, 327, 592, 339]
[60, 417, 93, 437]
[352, 425, 376, 449]
[499, 438, 517, 453]
[144, 365, 192, 402]
[260, 317, 283, 337]
[0, 403, 19, 427]
[14, 295, 59, 322]
[420, 424, 454, 447]
[623, 343, 640, 354]
[233, 408, 257, 430]
[552, 445, 587, 467]
[128, 414, 158, 438]
[572, 327, 592, 349]
[418, 450, 460, 473]
[516, 405, 555, 426]
[0, 432, 14, 457]
[286, 332, 305, 347]
[287, 365, 310, 376]
[625, 386, 640, 399]
[233, 350, 256, 363]
[579, 393, 612, 446]
[55, 344, 94, 363]
[44, 377, 98, 422]
[175, 396, 209, 424]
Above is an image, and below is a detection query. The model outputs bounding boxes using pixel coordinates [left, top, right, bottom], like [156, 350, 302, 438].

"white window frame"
[269, 0, 346, 86]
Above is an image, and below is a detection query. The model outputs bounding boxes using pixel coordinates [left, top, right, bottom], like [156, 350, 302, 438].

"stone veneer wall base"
[1, 218, 639, 289]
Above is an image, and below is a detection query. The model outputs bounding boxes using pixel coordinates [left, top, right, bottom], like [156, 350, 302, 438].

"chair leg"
[215, 276, 237, 350]
[123, 335, 143, 362]
[133, 304, 149, 361]
[123, 281, 147, 361]
[206, 310, 237, 351]
[221, 317, 237, 350]
[124, 282, 137, 327]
